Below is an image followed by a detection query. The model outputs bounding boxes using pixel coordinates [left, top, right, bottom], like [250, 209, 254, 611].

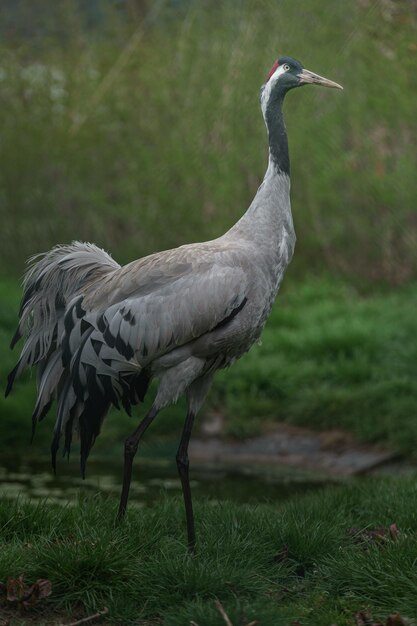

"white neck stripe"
[260, 65, 286, 117]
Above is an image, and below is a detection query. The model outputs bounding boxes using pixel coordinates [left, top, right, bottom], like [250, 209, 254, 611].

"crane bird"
[6, 56, 342, 550]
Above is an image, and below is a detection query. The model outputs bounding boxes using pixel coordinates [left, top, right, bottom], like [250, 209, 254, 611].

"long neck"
[226, 93, 293, 246]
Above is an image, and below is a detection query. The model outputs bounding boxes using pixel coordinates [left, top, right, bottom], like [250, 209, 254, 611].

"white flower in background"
[51, 68, 65, 83]
[50, 67, 67, 103]
[21, 62, 48, 85]
[19, 63, 68, 106]
[50, 84, 66, 101]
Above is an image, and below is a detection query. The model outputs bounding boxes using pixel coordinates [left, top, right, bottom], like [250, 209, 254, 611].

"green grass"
[1, 479, 417, 624]
[0, 1, 416, 284]
[2, 277, 417, 462]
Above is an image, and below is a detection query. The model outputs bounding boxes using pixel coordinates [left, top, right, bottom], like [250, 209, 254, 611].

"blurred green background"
[0, 0, 416, 461]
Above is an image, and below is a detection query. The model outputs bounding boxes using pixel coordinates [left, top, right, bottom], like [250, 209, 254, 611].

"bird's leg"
[117, 405, 158, 521]
[176, 409, 196, 552]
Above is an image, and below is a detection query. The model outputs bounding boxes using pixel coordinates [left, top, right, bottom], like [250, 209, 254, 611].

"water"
[0, 457, 331, 507]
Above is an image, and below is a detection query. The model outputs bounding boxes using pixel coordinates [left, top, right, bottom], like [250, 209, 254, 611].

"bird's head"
[260, 56, 342, 113]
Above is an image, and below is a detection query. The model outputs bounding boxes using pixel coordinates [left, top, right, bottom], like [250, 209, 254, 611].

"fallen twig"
[59, 607, 109, 626]
[215, 600, 233, 626]
[213, 599, 258, 626]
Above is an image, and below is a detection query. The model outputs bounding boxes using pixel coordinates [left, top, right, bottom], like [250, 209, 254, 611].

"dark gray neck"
[264, 91, 290, 176]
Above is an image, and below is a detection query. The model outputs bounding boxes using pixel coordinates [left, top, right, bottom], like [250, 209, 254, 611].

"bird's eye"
[283, 64, 290, 72]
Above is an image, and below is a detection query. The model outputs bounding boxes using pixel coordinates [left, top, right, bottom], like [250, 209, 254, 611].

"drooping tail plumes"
[6, 242, 121, 468]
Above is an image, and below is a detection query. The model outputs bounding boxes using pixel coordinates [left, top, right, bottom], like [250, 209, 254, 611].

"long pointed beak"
[297, 68, 343, 90]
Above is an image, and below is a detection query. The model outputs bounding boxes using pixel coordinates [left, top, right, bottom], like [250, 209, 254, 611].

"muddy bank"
[190, 421, 408, 476]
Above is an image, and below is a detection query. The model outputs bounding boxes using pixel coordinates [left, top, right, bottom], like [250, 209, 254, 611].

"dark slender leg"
[117, 406, 158, 521]
[176, 410, 196, 552]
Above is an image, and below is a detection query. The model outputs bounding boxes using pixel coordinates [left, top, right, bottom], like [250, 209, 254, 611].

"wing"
[63, 259, 248, 397]
[84, 262, 248, 365]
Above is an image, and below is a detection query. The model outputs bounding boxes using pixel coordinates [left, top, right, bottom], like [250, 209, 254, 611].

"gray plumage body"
[7, 55, 341, 548]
